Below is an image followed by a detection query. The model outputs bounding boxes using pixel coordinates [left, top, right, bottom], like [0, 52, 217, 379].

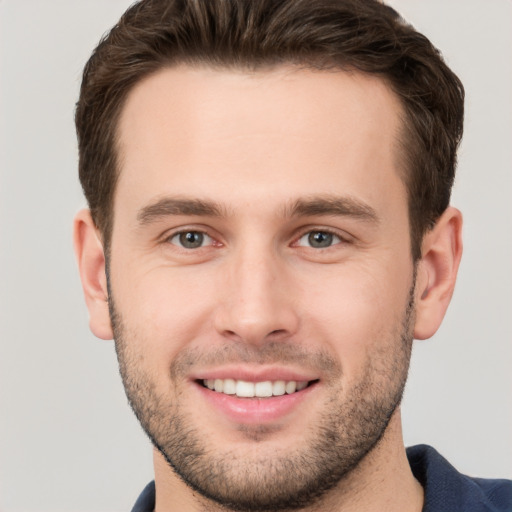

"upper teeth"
[203, 379, 309, 397]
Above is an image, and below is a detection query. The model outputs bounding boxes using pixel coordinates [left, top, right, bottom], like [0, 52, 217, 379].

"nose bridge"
[214, 240, 298, 344]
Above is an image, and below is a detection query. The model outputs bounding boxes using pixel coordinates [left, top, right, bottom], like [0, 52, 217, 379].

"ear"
[73, 209, 113, 340]
[414, 207, 463, 340]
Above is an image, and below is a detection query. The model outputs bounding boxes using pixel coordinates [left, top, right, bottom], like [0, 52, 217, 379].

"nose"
[213, 246, 300, 345]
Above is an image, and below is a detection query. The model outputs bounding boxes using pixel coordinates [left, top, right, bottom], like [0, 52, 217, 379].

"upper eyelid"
[169, 231, 213, 248]
[159, 225, 353, 246]
[168, 229, 213, 239]
[298, 229, 342, 239]
[164, 230, 217, 252]
[292, 226, 352, 243]
[162, 225, 216, 241]
[294, 231, 345, 250]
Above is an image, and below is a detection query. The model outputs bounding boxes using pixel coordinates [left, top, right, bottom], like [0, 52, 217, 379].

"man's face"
[109, 66, 416, 510]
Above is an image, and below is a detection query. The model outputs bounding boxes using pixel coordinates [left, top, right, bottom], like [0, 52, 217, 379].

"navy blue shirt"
[131, 445, 512, 511]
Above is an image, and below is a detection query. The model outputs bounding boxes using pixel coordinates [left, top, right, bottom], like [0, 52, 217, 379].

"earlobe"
[73, 209, 114, 340]
[414, 207, 463, 340]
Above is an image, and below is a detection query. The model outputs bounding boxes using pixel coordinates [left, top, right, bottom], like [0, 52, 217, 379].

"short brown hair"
[76, 0, 464, 259]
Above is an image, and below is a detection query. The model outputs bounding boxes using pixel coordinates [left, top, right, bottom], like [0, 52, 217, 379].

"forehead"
[115, 65, 406, 216]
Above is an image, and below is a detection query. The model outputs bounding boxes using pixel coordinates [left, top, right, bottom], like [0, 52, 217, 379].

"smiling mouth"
[199, 379, 318, 398]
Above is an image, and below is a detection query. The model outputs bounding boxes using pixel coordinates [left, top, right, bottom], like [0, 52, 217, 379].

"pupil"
[180, 232, 203, 248]
[309, 231, 332, 248]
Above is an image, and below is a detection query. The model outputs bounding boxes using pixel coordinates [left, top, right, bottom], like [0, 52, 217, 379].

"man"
[73, 0, 511, 511]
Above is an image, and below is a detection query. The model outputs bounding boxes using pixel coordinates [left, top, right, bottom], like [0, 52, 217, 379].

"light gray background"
[0, 1, 511, 511]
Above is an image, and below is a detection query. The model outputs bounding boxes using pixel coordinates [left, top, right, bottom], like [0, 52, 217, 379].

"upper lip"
[190, 365, 319, 383]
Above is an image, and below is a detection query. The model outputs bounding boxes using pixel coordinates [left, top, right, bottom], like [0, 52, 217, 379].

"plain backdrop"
[0, 1, 511, 511]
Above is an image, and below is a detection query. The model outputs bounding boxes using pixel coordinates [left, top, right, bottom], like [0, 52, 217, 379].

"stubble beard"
[110, 283, 415, 512]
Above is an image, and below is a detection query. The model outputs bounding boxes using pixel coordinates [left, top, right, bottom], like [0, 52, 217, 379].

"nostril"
[266, 329, 290, 340]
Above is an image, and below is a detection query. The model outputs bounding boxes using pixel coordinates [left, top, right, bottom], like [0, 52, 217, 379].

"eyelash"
[164, 227, 350, 251]
[294, 228, 346, 249]
[166, 229, 216, 250]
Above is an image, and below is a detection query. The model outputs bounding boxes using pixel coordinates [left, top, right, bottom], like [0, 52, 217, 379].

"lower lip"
[194, 382, 317, 424]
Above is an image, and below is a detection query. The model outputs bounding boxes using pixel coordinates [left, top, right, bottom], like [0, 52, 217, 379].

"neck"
[153, 409, 424, 512]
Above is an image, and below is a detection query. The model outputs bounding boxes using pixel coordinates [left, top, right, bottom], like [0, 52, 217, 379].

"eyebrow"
[136, 194, 379, 225]
[285, 195, 379, 224]
[137, 197, 227, 225]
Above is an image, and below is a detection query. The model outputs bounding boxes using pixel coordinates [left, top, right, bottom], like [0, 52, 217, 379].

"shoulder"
[131, 480, 155, 512]
[407, 444, 512, 512]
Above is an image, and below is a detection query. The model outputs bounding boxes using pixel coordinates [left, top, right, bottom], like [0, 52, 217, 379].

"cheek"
[295, 259, 413, 379]
[111, 262, 219, 367]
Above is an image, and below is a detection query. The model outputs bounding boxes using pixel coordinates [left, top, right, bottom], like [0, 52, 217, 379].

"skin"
[74, 65, 462, 511]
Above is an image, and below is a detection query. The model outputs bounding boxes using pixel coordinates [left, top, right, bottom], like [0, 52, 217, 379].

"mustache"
[170, 341, 342, 380]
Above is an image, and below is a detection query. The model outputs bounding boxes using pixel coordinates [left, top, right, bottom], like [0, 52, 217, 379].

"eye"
[168, 230, 213, 249]
[297, 230, 342, 249]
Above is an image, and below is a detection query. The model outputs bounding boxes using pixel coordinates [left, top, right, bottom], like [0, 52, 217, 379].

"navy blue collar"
[407, 444, 511, 511]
